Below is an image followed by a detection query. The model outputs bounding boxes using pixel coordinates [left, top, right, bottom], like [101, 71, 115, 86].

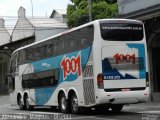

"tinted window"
[18, 25, 94, 64]
[61, 32, 74, 54]
[58, 25, 94, 55]
[18, 49, 26, 65]
[100, 22, 144, 41]
[76, 25, 94, 49]
[26, 47, 33, 62]
[10, 52, 18, 74]
[22, 69, 59, 88]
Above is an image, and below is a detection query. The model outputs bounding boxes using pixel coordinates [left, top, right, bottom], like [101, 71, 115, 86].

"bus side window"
[8, 75, 15, 92]
[40, 41, 54, 59]
[63, 32, 74, 54]
[8, 52, 18, 92]
[53, 42, 57, 55]
[47, 43, 54, 57]
[58, 36, 65, 55]
[18, 49, 26, 65]
[10, 52, 18, 74]
[77, 25, 94, 50]
[26, 47, 33, 62]
[81, 38, 86, 46]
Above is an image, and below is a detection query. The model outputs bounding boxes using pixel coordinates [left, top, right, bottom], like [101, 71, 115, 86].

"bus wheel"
[59, 93, 68, 113]
[18, 97, 25, 110]
[70, 93, 80, 114]
[24, 95, 34, 111]
[111, 104, 123, 113]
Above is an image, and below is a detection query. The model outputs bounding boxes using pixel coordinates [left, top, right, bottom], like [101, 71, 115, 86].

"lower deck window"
[22, 69, 59, 88]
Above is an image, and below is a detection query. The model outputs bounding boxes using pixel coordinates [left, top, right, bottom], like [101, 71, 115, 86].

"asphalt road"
[0, 95, 160, 120]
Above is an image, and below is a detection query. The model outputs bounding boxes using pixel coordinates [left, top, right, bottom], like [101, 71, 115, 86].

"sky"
[0, 0, 71, 17]
[0, 0, 71, 29]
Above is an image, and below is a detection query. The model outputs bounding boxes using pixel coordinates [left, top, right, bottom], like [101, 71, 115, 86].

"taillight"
[146, 72, 149, 87]
[97, 73, 104, 89]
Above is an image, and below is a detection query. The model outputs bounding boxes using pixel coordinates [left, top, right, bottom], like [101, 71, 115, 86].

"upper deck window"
[100, 22, 144, 41]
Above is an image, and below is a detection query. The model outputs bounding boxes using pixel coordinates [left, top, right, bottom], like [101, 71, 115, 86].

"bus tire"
[70, 93, 80, 114]
[24, 95, 34, 111]
[17, 95, 25, 110]
[59, 93, 68, 113]
[111, 104, 123, 113]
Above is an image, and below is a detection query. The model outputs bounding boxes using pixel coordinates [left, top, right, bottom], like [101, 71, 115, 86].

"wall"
[0, 18, 10, 46]
[35, 27, 67, 41]
[11, 18, 35, 42]
[118, 0, 160, 15]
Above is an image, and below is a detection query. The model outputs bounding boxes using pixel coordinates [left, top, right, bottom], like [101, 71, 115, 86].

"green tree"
[67, 0, 118, 28]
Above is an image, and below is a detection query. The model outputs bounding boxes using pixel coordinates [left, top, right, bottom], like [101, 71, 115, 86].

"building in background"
[50, 9, 67, 23]
[12, 7, 67, 42]
[0, 18, 11, 93]
[118, 0, 160, 101]
[0, 7, 68, 94]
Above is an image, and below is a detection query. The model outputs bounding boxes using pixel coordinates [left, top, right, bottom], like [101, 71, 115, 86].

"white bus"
[8, 19, 149, 114]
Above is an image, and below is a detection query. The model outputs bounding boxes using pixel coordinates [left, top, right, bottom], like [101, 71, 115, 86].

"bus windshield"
[100, 22, 144, 41]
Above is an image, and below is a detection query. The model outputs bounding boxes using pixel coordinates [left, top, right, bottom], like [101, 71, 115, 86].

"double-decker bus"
[8, 19, 149, 114]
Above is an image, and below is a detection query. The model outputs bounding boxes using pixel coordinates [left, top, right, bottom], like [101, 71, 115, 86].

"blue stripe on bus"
[127, 44, 146, 79]
[35, 87, 57, 105]
[32, 46, 92, 105]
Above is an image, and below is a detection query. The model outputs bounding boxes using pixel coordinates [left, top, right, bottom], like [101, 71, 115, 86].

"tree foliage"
[67, 0, 118, 28]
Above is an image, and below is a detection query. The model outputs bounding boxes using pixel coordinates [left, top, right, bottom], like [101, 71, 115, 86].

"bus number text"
[61, 54, 81, 80]
[104, 75, 120, 80]
[114, 53, 135, 64]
